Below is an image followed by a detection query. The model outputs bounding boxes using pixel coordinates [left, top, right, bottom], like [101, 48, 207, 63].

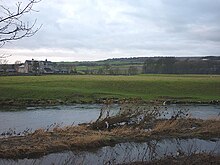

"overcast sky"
[1, 0, 220, 63]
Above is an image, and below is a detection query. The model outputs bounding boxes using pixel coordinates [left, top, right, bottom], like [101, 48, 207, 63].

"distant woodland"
[73, 56, 220, 75]
[1, 56, 220, 75]
[142, 56, 220, 74]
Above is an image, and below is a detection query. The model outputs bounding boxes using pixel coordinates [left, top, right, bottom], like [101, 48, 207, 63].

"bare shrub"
[89, 102, 161, 131]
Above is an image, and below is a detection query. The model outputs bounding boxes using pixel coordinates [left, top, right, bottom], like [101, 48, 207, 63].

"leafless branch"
[0, 54, 11, 59]
[0, 0, 42, 46]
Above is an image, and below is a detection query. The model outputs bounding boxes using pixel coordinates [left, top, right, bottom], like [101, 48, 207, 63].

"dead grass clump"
[68, 133, 109, 149]
[50, 141, 69, 151]
[153, 120, 179, 133]
[152, 118, 220, 138]
[151, 119, 196, 135]
[199, 119, 220, 136]
[89, 104, 160, 131]
[53, 125, 88, 134]
[31, 128, 46, 137]
[110, 126, 148, 138]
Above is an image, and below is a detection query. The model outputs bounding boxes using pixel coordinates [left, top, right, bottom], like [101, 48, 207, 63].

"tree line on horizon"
[75, 56, 220, 75]
[1, 56, 220, 75]
[142, 57, 220, 74]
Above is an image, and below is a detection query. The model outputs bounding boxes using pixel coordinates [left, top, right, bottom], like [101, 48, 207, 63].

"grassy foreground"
[0, 74, 220, 105]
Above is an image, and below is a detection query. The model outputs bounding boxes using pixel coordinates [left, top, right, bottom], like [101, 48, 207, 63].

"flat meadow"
[0, 74, 219, 103]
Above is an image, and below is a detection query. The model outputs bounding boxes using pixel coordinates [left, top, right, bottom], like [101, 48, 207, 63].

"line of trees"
[94, 63, 139, 75]
[142, 57, 220, 74]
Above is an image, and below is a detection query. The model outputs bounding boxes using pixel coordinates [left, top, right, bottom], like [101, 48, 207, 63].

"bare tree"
[0, 0, 42, 48]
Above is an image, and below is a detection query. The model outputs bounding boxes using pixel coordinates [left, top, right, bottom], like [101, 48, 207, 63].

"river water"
[0, 138, 219, 165]
[0, 104, 220, 164]
[0, 104, 220, 135]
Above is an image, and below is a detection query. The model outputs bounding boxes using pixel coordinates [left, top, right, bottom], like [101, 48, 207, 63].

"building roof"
[44, 68, 53, 73]
[26, 60, 53, 65]
[25, 60, 38, 64]
[19, 65, 25, 68]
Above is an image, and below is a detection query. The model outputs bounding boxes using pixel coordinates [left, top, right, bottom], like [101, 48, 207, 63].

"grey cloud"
[1, 0, 220, 63]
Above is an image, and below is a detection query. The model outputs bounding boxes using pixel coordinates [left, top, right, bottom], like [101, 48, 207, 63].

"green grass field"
[0, 74, 220, 103]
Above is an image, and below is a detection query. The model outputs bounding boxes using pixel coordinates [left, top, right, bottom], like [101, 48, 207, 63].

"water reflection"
[0, 138, 219, 165]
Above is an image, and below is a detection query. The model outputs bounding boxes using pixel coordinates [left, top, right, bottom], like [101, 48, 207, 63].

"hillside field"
[0, 74, 220, 104]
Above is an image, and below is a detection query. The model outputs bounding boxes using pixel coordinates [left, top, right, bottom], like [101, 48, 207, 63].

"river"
[0, 104, 219, 135]
[0, 138, 219, 165]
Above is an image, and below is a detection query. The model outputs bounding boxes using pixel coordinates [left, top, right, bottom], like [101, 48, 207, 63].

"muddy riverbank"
[0, 98, 219, 108]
